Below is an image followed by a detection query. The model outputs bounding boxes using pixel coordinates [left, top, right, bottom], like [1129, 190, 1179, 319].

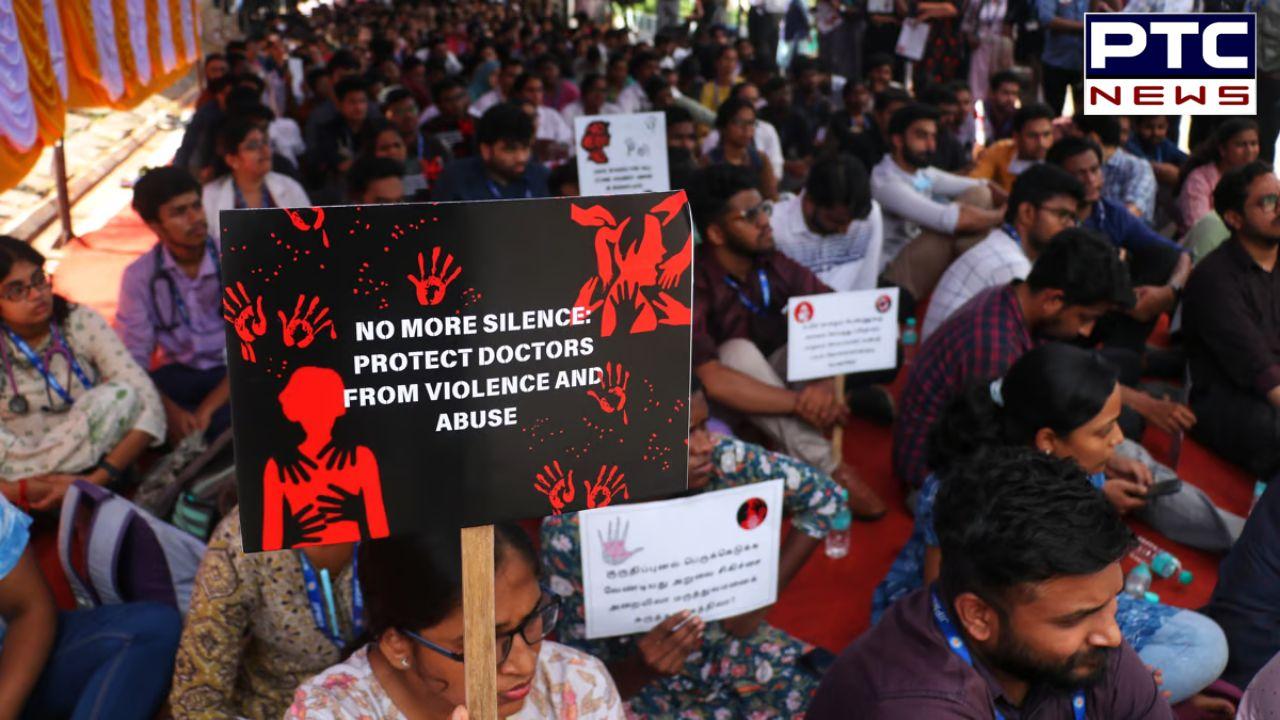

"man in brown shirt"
[690, 164, 885, 518]
[1182, 161, 1280, 480]
[808, 447, 1173, 719]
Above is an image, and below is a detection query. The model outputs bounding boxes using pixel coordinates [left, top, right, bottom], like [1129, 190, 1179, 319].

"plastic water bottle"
[1250, 480, 1268, 516]
[1130, 536, 1193, 585]
[1124, 563, 1152, 597]
[901, 317, 919, 365]
[825, 508, 851, 559]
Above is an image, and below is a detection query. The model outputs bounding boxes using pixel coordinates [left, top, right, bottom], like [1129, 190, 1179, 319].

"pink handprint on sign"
[534, 460, 576, 515]
[407, 247, 462, 306]
[222, 281, 269, 362]
[584, 465, 628, 509]
[277, 294, 337, 349]
[597, 517, 643, 565]
[586, 361, 630, 425]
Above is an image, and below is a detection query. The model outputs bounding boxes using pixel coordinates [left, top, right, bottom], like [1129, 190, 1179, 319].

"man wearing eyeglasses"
[1047, 137, 1196, 440]
[922, 164, 1085, 341]
[689, 164, 887, 519]
[116, 167, 230, 446]
[1182, 162, 1280, 489]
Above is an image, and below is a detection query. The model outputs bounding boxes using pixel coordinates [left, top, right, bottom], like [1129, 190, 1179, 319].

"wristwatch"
[95, 458, 122, 484]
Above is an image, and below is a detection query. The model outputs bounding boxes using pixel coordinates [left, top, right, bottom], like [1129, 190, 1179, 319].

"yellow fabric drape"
[0, 0, 67, 192]
[15, 0, 65, 145]
[60, 0, 194, 111]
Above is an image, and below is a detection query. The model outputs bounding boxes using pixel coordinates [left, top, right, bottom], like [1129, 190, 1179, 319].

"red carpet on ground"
[47, 205, 1258, 654]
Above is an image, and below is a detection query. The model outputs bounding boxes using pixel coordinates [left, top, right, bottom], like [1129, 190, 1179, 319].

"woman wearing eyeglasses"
[288, 524, 625, 720]
[202, 115, 310, 242]
[0, 237, 165, 512]
[707, 97, 779, 201]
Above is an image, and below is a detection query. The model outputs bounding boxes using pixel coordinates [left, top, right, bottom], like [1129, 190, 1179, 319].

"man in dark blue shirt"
[431, 103, 550, 202]
[1048, 137, 1196, 438]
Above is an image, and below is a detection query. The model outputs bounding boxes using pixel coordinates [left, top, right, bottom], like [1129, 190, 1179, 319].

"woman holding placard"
[540, 381, 847, 717]
[288, 523, 625, 719]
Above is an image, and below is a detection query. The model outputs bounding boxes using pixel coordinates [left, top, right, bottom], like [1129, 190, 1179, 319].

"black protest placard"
[220, 193, 694, 552]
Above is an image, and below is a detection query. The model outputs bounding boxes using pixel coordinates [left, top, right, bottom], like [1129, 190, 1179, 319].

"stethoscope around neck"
[150, 239, 222, 333]
[0, 321, 96, 415]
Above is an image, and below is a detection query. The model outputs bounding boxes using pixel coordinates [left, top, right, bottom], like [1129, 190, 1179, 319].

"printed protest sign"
[579, 480, 784, 640]
[574, 111, 670, 196]
[786, 288, 899, 383]
[219, 194, 694, 551]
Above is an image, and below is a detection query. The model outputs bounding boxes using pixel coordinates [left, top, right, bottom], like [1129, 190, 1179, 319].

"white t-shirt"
[616, 83, 650, 114]
[701, 120, 785, 181]
[771, 193, 885, 292]
[469, 89, 504, 118]
[921, 225, 1031, 340]
[536, 105, 574, 145]
[288, 642, 625, 720]
[870, 155, 987, 265]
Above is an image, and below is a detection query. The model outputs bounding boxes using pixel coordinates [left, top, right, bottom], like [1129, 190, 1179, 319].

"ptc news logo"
[1084, 13, 1257, 115]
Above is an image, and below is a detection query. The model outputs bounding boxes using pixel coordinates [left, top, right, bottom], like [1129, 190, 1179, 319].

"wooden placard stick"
[461, 524, 498, 720]
[832, 374, 846, 462]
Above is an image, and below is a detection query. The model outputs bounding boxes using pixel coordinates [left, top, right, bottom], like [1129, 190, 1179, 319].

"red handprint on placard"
[586, 361, 630, 425]
[277, 294, 337, 349]
[284, 207, 330, 248]
[534, 461, 576, 515]
[222, 281, 269, 362]
[407, 247, 462, 306]
[584, 465, 628, 509]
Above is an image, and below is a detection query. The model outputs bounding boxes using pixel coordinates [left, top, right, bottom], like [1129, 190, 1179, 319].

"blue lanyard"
[1, 324, 94, 404]
[931, 591, 1086, 720]
[485, 178, 532, 200]
[157, 240, 222, 329]
[298, 550, 364, 648]
[723, 269, 771, 315]
[1001, 223, 1023, 247]
[232, 180, 277, 210]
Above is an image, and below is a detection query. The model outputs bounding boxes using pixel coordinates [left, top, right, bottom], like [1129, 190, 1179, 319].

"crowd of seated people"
[0, 0, 1277, 716]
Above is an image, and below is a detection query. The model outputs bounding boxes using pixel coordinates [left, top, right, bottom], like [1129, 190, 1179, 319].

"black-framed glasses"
[1256, 193, 1279, 213]
[730, 201, 773, 225]
[1, 269, 50, 302]
[401, 591, 561, 665]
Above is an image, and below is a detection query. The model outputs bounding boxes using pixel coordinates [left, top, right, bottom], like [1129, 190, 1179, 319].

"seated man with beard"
[872, 104, 1007, 301]
[431, 103, 549, 201]
[808, 447, 1173, 719]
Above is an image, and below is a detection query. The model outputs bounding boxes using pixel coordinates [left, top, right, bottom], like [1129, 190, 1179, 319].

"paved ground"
[0, 72, 197, 253]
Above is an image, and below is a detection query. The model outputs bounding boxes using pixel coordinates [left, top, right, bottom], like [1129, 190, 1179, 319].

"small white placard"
[786, 288, 900, 382]
[574, 111, 670, 196]
[895, 19, 931, 61]
[580, 480, 783, 640]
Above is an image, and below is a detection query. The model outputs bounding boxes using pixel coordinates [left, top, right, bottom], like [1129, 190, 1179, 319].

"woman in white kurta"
[0, 237, 165, 510]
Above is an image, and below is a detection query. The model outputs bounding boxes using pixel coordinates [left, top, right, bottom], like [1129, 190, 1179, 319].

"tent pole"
[52, 139, 81, 248]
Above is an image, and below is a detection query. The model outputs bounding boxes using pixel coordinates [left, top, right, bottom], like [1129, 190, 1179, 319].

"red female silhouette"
[261, 367, 389, 550]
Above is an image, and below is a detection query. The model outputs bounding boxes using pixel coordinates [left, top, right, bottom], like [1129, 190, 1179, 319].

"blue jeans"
[21, 602, 181, 719]
[1137, 608, 1229, 705]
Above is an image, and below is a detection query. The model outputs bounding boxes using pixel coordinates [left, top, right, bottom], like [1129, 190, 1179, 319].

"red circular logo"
[794, 301, 814, 324]
[737, 497, 769, 530]
[875, 294, 893, 314]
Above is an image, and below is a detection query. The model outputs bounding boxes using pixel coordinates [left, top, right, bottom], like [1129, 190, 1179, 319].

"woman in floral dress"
[541, 385, 847, 719]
